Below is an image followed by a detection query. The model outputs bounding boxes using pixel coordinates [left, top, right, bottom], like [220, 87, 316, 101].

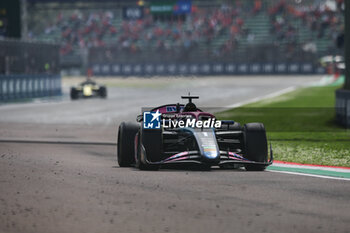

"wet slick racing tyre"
[135, 128, 162, 171]
[99, 86, 107, 98]
[117, 122, 139, 167]
[70, 87, 79, 100]
[243, 123, 268, 171]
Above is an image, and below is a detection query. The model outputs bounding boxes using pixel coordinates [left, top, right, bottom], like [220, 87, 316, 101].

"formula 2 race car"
[117, 95, 273, 171]
[70, 79, 107, 100]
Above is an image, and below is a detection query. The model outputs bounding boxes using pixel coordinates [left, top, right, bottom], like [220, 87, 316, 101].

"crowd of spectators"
[269, 0, 344, 54]
[29, 1, 252, 59]
[28, 0, 344, 63]
[55, 10, 116, 55]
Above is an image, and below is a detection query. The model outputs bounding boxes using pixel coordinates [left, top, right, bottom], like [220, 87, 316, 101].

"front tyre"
[135, 127, 162, 170]
[117, 122, 139, 167]
[243, 123, 268, 171]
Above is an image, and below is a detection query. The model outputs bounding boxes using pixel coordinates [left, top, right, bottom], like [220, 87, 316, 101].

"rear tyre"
[117, 122, 139, 167]
[99, 86, 107, 98]
[243, 123, 268, 171]
[70, 87, 78, 100]
[136, 127, 162, 170]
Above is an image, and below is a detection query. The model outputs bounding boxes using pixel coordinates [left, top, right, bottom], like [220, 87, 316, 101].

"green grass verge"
[216, 85, 350, 167]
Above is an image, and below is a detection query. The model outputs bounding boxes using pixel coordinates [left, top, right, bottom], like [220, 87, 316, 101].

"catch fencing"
[0, 39, 61, 101]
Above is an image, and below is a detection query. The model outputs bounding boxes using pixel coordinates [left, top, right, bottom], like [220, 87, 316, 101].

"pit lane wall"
[90, 63, 325, 76]
[0, 74, 61, 101]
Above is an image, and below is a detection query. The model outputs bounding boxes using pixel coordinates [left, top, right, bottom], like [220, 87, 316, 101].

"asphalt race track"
[1, 76, 349, 233]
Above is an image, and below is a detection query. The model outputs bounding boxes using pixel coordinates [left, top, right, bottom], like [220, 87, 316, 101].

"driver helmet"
[183, 102, 197, 112]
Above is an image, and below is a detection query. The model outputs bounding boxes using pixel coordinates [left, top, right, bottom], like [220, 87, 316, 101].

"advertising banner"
[150, 0, 176, 14]
[150, 0, 191, 15]
[90, 63, 324, 76]
[123, 6, 144, 20]
[173, 0, 192, 14]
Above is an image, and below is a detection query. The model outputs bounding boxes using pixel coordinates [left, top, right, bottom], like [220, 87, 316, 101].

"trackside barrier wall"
[335, 89, 350, 128]
[90, 63, 326, 76]
[0, 75, 61, 101]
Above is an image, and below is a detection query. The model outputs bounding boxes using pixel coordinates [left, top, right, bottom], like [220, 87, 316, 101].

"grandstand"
[26, 0, 344, 74]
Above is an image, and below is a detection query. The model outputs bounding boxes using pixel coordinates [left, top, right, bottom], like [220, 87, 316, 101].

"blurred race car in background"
[117, 95, 273, 171]
[319, 55, 345, 75]
[70, 79, 107, 100]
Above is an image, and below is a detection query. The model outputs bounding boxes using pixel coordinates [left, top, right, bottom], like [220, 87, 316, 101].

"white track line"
[226, 86, 297, 108]
[225, 76, 327, 109]
[268, 170, 350, 181]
